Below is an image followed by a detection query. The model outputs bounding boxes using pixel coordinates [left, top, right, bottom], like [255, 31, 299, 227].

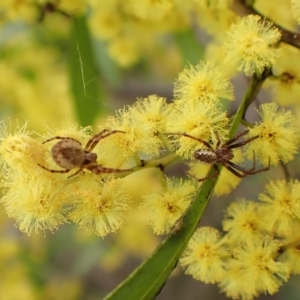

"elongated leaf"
[104, 171, 217, 300]
[69, 16, 106, 126]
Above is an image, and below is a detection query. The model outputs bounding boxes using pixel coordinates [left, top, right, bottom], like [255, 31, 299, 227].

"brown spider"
[38, 129, 132, 178]
[168, 129, 270, 181]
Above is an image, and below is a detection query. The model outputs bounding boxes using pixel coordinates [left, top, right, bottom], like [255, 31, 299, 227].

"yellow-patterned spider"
[168, 130, 270, 181]
[38, 129, 131, 178]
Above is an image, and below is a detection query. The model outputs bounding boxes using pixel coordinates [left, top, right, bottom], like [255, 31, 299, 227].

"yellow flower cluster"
[0, 122, 131, 236]
[0, 56, 275, 236]
[181, 179, 300, 299]
[224, 15, 281, 75]
[245, 103, 299, 167]
[140, 177, 197, 235]
[2, 43, 300, 238]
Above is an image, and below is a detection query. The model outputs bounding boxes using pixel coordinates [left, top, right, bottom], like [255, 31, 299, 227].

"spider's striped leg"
[166, 133, 213, 150]
[223, 156, 270, 178]
[214, 131, 221, 148]
[87, 164, 133, 175]
[227, 131, 259, 149]
[223, 130, 250, 147]
[38, 163, 71, 174]
[68, 167, 84, 178]
[187, 164, 219, 182]
[42, 136, 81, 145]
[85, 130, 125, 152]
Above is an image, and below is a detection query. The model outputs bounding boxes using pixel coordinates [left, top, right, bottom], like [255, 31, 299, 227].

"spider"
[167, 129, 270, 181]
[38, 129, 132, 178]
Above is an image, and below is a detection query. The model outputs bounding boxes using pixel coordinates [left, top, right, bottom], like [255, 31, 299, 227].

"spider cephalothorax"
[168, 130, 270, 181]
[38, 129, 132, 178]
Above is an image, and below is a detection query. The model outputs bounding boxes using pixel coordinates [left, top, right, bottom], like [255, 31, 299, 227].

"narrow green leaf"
[69, 16, 106, 126]
[104, 172, 217, 300]
[173, 30, 204, 65]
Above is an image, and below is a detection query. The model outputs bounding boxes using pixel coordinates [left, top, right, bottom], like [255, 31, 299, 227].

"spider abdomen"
[194, 149, 218, 164]
[51, 139, 84, 169]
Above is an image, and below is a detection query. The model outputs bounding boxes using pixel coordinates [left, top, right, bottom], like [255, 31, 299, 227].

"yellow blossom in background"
[88, 2, 122, 40]
[51, 0, 87, 15]
[180, 227, 229, 283]
[196, 0, 233, 9]
[204, 41, 238, 78]
[40, 277, 83, 300]
[292, 0, 300, 24]
[245, 103, 299, 166]
[140, 178, 197, 235]
[0, 37, 75, 129]
[0, 0, 38, 23]
[266, 46, 300, 106]
[174, 60, 234, 102]
[108, 35, 141, 68]
[194, 3, 238, 38]
[254, 0, 297, 31]
[126, 0, 174, 21]
[69, 176, 131, 237]
[224, 15, 281, 75]
[257, 180, 300, 236]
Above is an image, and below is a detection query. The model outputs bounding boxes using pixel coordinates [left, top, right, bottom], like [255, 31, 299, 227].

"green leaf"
[104, 172, 217, 300]
[173, 30, 204, 65]
[69, 16, 106, 126]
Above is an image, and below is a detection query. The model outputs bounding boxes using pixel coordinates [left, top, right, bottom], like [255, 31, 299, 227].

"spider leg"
[86, 164, 133, 175]
[187, 164, 219, 182]
[224, 155, 270, 177]
[222, 163, 249, 178]
[243, 156, 270, 175]
[42, 136, 82, 145]
[223, 130, 249, 146]
[225, 160, 255, 174]
[68, 167, 84, 178]
[215, 132, 221, 148]
[37, 163, 71, 174]
[166, 133, 213, 150]
[227, 135, 259, 149]
[84, 129, 109, 150]
[85, 130, 125, 152]
[225, 151, 258, 174]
